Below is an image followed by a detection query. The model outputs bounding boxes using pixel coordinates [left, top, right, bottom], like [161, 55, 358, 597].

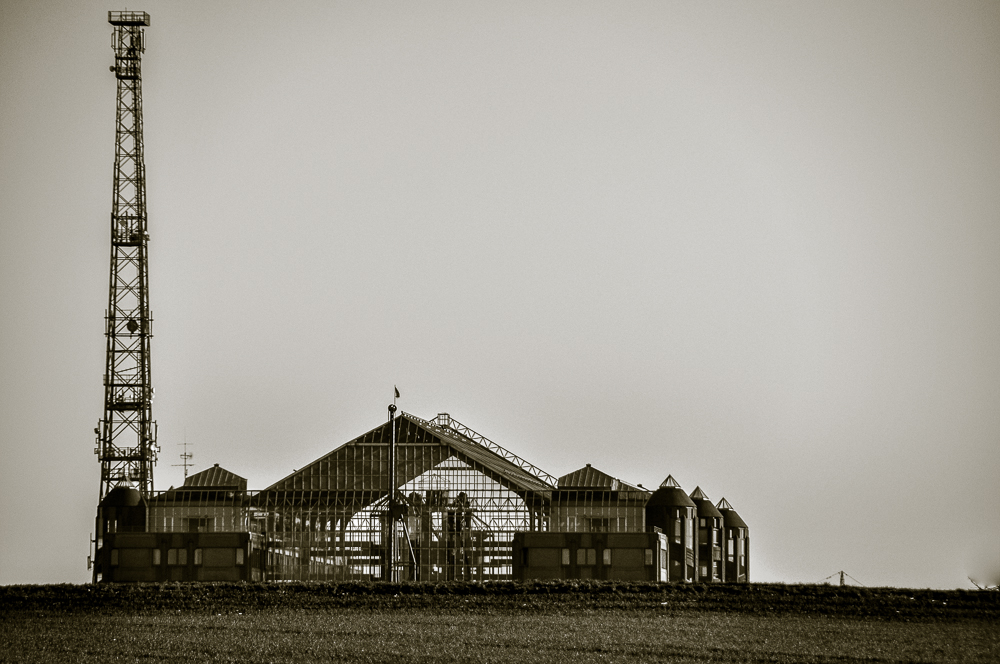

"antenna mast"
[173, 433, 193, 479]
[94, 10, 157, 500]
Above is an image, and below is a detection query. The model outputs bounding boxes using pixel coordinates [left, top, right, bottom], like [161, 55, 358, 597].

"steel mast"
[95, 11, 157, 500]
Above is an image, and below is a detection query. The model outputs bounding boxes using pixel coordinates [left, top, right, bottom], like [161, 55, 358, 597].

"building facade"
[93, 412, 749, 583]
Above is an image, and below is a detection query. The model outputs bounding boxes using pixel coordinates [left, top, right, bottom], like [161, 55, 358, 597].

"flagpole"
[386, 385, 399, 582]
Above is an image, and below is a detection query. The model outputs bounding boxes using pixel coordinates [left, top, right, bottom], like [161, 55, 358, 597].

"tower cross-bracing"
[95, 11, 157, 500]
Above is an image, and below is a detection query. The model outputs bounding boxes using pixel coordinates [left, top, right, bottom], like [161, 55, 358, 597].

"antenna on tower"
[172, 431, 193, 479]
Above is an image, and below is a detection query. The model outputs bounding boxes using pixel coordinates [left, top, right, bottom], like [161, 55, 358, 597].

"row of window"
[150, 515, 246, 533]
[560, 548, 613, 566]
[726, 539, 746, 556]
[558, 548, 664, 567]
[110, 548, 245, 566]
[559, 516, 638, 532]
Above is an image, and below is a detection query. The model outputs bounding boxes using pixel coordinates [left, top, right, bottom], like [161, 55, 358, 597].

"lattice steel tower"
[95, 11, 158, 500]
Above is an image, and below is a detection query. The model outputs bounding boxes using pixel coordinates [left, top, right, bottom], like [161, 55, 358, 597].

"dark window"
[187, 517, 210, 533]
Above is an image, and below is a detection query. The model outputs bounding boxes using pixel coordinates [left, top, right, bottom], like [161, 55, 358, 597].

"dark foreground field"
[2, 582, 998, 663]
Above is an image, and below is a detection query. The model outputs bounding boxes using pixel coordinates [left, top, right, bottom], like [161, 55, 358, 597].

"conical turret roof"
[646, 475, 696, 508]
[689, 486, 723, 518]
[660, 475, 681, 488]
[716, 497, 748, 528]
[99, 486, 144, 508]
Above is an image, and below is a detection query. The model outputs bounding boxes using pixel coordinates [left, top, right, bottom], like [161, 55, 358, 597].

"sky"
[1, 0, 998, 589]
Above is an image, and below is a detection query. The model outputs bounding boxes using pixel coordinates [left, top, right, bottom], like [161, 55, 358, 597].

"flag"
[394, 386, 400, 399]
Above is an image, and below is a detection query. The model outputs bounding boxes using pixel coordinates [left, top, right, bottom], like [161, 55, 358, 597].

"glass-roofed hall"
[93, 412, 749, 583]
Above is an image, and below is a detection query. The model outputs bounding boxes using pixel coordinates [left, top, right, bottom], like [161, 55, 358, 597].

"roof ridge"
[264, 413, 554, 494]
[421, 413, 557, 488]
[182, 463, 247, 490]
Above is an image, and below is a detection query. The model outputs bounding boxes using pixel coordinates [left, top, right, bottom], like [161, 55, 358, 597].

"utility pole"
[94, 11, 157, 501]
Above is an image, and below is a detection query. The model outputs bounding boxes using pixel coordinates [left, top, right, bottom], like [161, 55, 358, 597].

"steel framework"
[95, 11, 158, 501]
[137, 414, 673, 581]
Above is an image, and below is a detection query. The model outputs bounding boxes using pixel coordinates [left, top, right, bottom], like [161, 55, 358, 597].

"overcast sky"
[1, 0, 998, 589]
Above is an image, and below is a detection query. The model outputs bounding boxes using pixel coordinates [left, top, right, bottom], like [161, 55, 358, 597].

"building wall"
[722, 526, 750, 582]
[512, 531, 668, 582]
[695, 516, 724, 582]
[96, 532, 254, 582]
[645, 506, 697, 582]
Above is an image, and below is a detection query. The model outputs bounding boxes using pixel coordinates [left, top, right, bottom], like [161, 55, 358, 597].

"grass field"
[2, 582, 998, 663]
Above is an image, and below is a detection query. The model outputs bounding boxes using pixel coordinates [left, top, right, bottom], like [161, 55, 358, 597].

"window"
[167, 549, 177, 565]
[168, 548, 187, 565]
[700, 518, 706, 527]
[153, 549, 161, 565]
[587, 549, 596, 566]
[588, 518, 611, 532]
[561, 549, 570, 566]
[701, 565, 708, 578]
[645, 549, 653, 566]
[602, 549, 611, 566]
[194, 549, 203, 565]
[576, 548, 586, 565]
[187, 517, 210, 533]
[236, 549, 244, 565]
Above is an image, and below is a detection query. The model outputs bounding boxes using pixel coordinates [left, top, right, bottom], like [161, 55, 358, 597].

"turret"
[716, 497, 750, 582]
[645, 475, 697, 581]
[689, 487, 723, 582]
